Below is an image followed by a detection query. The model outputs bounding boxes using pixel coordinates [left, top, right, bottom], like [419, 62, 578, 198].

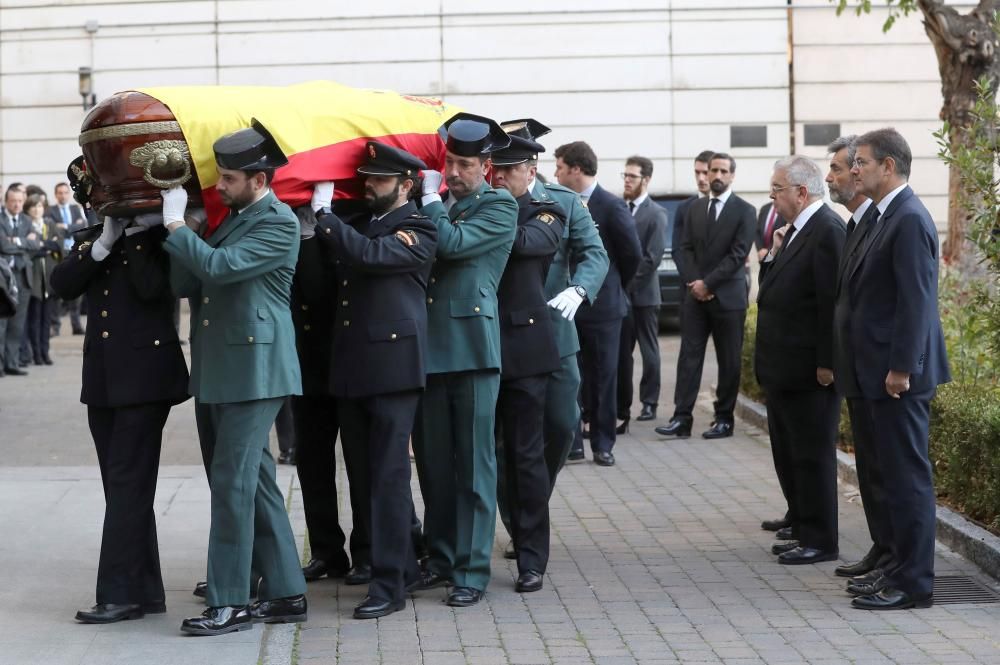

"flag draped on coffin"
[137, 81, 460, 235]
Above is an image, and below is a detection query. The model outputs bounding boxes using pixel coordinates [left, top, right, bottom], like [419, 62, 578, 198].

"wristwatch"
[571, 285, 587, 299]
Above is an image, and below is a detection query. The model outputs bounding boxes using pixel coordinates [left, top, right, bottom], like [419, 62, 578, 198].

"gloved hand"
[296, 207, 318, 240]
[422, 170, 443, 196]
[547, 287, 585, 321]
[160, 187, 188, 224]
[92, 217, 125, 262]
[311, 182, 334, 213]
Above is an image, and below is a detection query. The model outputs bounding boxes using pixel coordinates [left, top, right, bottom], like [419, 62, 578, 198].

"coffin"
[74, 82, 461, 231]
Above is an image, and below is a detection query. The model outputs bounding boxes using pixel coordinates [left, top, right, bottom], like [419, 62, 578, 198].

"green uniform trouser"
[195, 398, 307, 607]
[413, 370, 500, 591]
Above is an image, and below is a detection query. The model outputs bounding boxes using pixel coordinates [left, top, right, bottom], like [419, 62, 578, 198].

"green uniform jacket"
[423, 181, 518, 374]
[534, 180, 609, 357]
[165, 191, 302, 404]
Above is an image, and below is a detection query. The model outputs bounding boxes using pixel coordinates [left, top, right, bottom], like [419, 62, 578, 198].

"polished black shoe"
[42, 355, 54, 365]
[302, 558, 347, 581]
[344, 563, 372, 586]
[503, 542, 517, 560]
[594, 451, 615, 467]
[75, 603, 144, 624]
[406, 569, 450, 592]
[446, 586, 483, 607]
[180, 605, 253, 636]
[515, 570, 543, 593]
[702, 421, 733, 439]
[654, 418, 691, 438]
[835, 551, 880, 578]
[567, 449, 585, 462]
[851, 588, 933, 611]
[249, 594, 307, 623]
[761, 516, 791, 532]
[3, 366, 27, 376]
[778, 547, 838, 565]
[847, 574, 889, 597]
[615, 417, 630, 435]
[771, 540, 799, 555]
[354, 596, 405, 619]
[851, 568, 885, 585]
[636, 403, 656, 421]
[774, 526, 797, 541]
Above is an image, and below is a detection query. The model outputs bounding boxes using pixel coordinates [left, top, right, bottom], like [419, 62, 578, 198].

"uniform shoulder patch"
[536, 212, 557, 225]
[395, 230, 419, 246]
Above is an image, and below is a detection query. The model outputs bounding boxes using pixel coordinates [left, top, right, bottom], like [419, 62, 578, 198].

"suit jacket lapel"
[208, 192, 274, 247]
[848, 186, 912, 283]
[759, 212, 820, 293]
[707, 196, 732, 243]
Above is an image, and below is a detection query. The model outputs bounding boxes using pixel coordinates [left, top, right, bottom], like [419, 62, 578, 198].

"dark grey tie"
[708, 198, 719, 223]
[628, 201, 635, 214]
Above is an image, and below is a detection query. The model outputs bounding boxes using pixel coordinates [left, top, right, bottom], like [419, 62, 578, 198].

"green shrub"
[740, 303, 766, 404]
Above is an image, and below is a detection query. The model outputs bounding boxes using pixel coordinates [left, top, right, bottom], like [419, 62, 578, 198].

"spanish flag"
[138, 81, 460, 233]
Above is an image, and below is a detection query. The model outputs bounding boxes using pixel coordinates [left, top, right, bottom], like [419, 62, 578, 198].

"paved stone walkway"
[2, 318, 1000, 664]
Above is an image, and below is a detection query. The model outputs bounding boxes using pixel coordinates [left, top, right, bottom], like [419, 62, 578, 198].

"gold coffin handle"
[128, 140, 193, 189]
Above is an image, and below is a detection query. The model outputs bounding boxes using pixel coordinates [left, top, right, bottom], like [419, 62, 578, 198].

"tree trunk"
[917, 0, 1000, 267]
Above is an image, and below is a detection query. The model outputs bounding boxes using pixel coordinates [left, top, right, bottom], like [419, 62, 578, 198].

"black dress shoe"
[302, 558, 347, 581]
[503, 542, 517, 560]
[406, 569, 450, 592]
[835, 552, 880, 578]
[567, 449, 585, 462]
[637, 404, 656, 421]
[771, 540, 799, 555]
[778, 547, 838, 565]
[594, 451, 615, 466]
[654, 418, 691, 438]
[42, 355, 54, 365]
[75, 603, 144, 624]
[615, 417, 630, 435]
[248, 594, 307, 623]
[3, 366, 27, 376]
[761, 516, 791, 532]
[851, 568, 885, 585]
[446, 586, 483, 607]
[774, 526, 797, 541]
[702, 421, 733, 439]
[181, 605, 253, 635]
[847, 574, 888, 597]
[515, 570, 543, 593]
[354, 596, 405, 619]
[851, 588, 933, 610]
[345, 563, 372, 586]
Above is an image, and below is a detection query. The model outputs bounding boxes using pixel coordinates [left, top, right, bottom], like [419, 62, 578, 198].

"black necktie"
[708, 198, 719, 223]
[774, 224, 796, 260]
[628, 201, 635, 214]
[845, 218, 856, 237]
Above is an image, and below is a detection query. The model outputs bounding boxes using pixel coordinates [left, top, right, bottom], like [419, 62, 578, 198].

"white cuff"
[421, 193, 442, 208]
[90, 242, 110, 262]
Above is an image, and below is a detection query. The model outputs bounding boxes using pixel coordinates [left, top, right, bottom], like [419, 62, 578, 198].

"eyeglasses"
[620, 172, 644, 181]
[852, 157, 882, 169]
[769, 184, 798, 194]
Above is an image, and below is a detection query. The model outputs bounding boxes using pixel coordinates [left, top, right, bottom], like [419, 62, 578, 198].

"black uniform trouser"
[672, 297, 745, 424]
[617, 305, 661, 418]
[575, 317, 622, 454]
[764, 386, 840, 552]
[88, 402, 171, 606]
[863, 390, 936, 598]
[846, 397, 893, 568]
[497, 374, 551, 574]
[290, 394, 352, 571]
[0, 270, 30, 369]
[338, 391, 421, 602]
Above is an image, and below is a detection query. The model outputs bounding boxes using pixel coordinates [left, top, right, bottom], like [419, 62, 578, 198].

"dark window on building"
[804, 123, 841, 146]
[730, 125, 767, 148]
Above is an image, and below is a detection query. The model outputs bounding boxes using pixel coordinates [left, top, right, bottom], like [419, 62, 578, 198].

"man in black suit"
[756, 156, 845, 565]
[51, 215, 190, 623]
[491, 132, 565, 592]
[825, 135, 892, 584]
[555, 141, 641, 467]
[0, 186, 38, 376]
[618, 156, 667, 426]
[312, 142, 438, 619]
[754, 201, 786, 263]
[842, 128, 950, 610]
[48, 182, 88, 336]
[656, 153, 756, 439]
[672, 150, 714, 278]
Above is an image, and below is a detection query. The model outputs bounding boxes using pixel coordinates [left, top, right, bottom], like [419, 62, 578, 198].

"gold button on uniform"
[103, 289, 109, 296]
[135, 244, 142, 250]
[390, 333, 398, 340]
[203, 296, 210, 304]
[430, 277, 436, 284]
[101, 310, 108, 318]
[101, 331, 109, 339]
[154, 340, 160, 346]
[474, 306, 481, 313]
[122, 260, 128, 265]
[528, 318, 534, 324]
[342, 300, 348, 306]
[248, 336, 254, 343]
[303, 324, 311, 331]
[202, 319, 209, 327]
[343, 320, 350, 327]
[342, 280, 348, 286]
[301, 304, 308, 311]
[427, 297, 433, 304]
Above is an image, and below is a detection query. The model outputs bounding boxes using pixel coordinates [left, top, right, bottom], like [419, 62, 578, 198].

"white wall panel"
[443, 56, 671, 94]
[671, 18, 787, 55]
[443, 21, 669, 59]
[217, 28, 441, 66]
[672, 53, 787, 90]
[674, 88, 788, 124]
[447, 90, 672, 128]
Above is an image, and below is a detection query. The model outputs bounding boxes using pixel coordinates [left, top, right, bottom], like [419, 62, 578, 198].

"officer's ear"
[400, 176, 416, 199]
[481, 157, 492, 177]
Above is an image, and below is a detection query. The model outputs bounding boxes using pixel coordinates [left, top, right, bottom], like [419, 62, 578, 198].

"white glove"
[160, 187, 188, 224]
[547, 287, 585, 321]
[311, 181, 334, 212]
[296, 207, 318, 240]
[421, 170, 444, 207]
[92, 217, 125, 262]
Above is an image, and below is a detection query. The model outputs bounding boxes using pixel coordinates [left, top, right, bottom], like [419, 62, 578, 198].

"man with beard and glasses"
[159, 119, 307, 636]
[409, 112, 517, 607]
[490, 127, 565, 594]
[656, 152, 755, 440]
[308, 142, 438, 619]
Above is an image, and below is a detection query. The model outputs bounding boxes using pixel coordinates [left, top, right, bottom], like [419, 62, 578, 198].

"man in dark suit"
[754, 201, 786, 263]
[0, 186, 38, 376]
[555, 141, 641, 467]
[51, 215, 189, 624]
[825, 135, 892, 584]
[842, 128, 950, 610]
[48, 182, 88, 336]
[657, 153, 756, 439]
[312, 142, 438, 619]
[618, 155, 667, 426]
[756, 156, 845, 566]
[672, 150, 714, 278]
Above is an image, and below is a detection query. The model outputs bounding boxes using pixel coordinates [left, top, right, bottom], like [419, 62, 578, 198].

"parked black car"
[651, 193, 694, 326]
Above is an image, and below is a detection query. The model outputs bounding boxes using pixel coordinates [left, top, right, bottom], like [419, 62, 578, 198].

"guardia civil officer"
[490, 129, 566, 593]
[51, 214, 189, 624]
[160, 120, 307, 635]
[410, 113, 518, 607]
[309, 142, 437, 619]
